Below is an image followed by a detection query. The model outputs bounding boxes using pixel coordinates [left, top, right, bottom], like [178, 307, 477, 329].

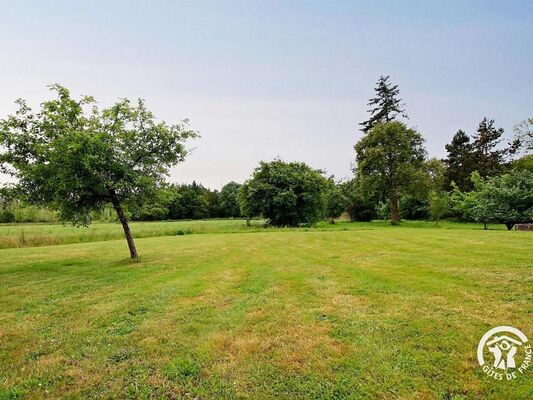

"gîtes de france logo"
[477, 326, 531, 381]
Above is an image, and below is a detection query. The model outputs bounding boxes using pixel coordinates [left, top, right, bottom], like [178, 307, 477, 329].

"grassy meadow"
[0, 221, 531, 399]
[0, 219, 507, 250]
[0, 219, 264, 249]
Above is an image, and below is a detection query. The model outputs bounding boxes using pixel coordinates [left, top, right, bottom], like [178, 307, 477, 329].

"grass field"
[0, 219, 265, 249]
[0, 221, 531, 399]
[0, 219, 507, 249]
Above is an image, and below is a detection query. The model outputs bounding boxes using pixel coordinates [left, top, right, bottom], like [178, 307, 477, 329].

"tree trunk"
[505, 222, 514, 231]
[390, 192, 399, 225]
[483, 222, 488, 230]
[110, 192, 139, 259]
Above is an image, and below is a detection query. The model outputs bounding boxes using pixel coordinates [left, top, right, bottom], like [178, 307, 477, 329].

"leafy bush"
[324, 179, 346, 223]
[240, 160, 328, 227]
[451, 170, 533, 230]
[428, 191, 449, 224]
[219, 181, 242, 218]
[0, 208, 15, 223]
[399, 196, 429, 220]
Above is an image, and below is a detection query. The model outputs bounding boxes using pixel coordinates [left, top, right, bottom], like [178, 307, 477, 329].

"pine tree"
[359, 75, 407, 133]
[444, 130, 475, 191]
[472, 117, 506, 178]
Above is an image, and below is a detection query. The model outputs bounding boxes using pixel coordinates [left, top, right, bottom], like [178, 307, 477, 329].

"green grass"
[0, 219, 264, 249]
[0, 219, 507, 249]
[0, 223, 531, 399]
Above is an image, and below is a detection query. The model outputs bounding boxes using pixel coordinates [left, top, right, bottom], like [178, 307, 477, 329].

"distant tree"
[512, 154, 533, 172]
[444, 130, 475, 191]
[0, 185, 16, 223]
[445, 119, 519, 189]
[355, 121, 426, 224]
[425, 158, 447, 191]
[398, 158, 446, 220]
[0, 85, 197, 258]
[205, 189, 221, 218]
[238, 184, 253, 226]
[0, 185, 15, 207]
[168, 182, 210, 220]
[219, 181, 242, 218]
[128, 182, 228, 221]
[129, 186, 174, 221]
[514, 118, 533, 154]
[339, 178, 376, 222]
[451, 171, 533, 230]
[359, 75, 407, 133]
[324, 179, 346, 223]
[428, 191, 449, 225]
[472, 117, 517, 178]
[239, 160, 327, 227]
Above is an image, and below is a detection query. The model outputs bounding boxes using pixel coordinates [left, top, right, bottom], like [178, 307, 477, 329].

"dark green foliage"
[238, 184, 253, 225]
[444, 130, 475, 191]
[471, 117, 508, 178]
[205, 189, 222, 218]
[109, 181, 244, 222]
[168, 182, 211, 220]
[0, 186, 15, 223]
[396, 158, 446, 221]
[359, 75, 407, 133]
[339, 178, 376, 222]
[0, 209, 15, 223]
[355, 121, 427, 224]
[324, 179, 346, 223]
[219, 181, 242, 218]
[399, 196, 429, 220]
[444, 119, 518, 191]
[239, 160, 328, 227]
[129, 187, 173, 221]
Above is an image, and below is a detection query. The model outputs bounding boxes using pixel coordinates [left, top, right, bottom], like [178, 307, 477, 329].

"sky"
[1, 0, 532, 189]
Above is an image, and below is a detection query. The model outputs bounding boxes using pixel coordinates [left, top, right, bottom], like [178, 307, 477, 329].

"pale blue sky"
[1, 1, 532, 188]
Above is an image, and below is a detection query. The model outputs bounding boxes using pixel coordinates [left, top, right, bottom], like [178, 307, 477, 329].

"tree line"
[350, 76, 531, 228]
[1, 81, 531, 258]
[0, 181, 242, 223]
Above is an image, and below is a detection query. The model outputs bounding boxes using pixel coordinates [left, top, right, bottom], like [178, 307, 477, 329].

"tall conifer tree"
[444, 130, 475, 191]
[359, 75, 407, 133]
[472, 117, 506, 178]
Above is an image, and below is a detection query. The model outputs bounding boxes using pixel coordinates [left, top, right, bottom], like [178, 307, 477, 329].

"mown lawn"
[0, 225, 531, 399]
